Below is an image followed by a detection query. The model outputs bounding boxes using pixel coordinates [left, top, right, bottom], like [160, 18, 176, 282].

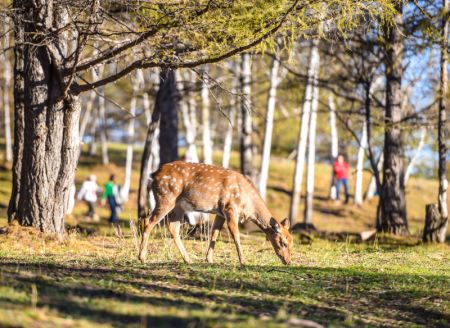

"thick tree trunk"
[8, 0, 81, 235]
[2, 17, 13, 163]
[404, 127, 426, 186]
[258, 55, 281, 200]
[201, 67, 213, 164]
[354, 117, 368, 205]
[424, 0, 448, 242]
[7, 5, 25, 222]
[304, 43, 320, 224]
[240, 53, 254, 180]
[222, 61, 239, 168]
[138, 69, 174, 218]
[328, 94, 339, 200]
[376, 3, 409, 235]
[289, 41, 320, 224]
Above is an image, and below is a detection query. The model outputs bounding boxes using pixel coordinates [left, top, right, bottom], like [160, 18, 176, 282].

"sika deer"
[138, 161, 293, 265]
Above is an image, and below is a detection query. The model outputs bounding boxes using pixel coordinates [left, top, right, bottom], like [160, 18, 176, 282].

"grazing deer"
[138, 161, 293, 265]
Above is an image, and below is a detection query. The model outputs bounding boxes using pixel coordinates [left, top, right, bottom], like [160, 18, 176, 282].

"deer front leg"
[139, 203, 174, 263]
[226, 212, 246, 265]
[168, 207, 191, 264]
[206, 215, 226, 264]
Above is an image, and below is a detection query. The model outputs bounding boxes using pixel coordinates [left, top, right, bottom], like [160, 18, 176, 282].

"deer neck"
[250, 195, 273, 231]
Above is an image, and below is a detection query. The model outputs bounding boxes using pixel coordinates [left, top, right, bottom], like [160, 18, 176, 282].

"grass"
[0, 143, 449, 327]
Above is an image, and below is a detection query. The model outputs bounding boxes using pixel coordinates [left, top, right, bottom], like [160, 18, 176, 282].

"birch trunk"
[328, 94, 339, 200]
[202, 67, 213, 164]
[240, 53, 254, 180]
[222, 62, 239, 168]
[289, 41, 320, 224]
[424, 0, 448, 242]
[304, 44, 320, 224]
[404, 128, 426, 185]
[258, 55, 281, 200]
[2, 17, 13, 162]
[123, 69, 143, 201]
[98, 83, 109, 165]
[354, 116, 368, 205]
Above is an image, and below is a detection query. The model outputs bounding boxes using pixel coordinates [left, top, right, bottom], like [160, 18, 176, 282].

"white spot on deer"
[163, 175, 172, 179]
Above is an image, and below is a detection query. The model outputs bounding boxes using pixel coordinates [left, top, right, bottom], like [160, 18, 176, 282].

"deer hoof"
[138, 254, 147, 264]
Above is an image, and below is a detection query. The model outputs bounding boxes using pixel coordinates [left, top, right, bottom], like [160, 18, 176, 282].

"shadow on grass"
[0, 260, 448, 327]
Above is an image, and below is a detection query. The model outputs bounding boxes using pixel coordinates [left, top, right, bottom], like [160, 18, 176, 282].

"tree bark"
[79, 54, 99, 141]
[123, 69, 143, 201]
[404, 127, 426, 186]
[328, 94, 339, 200]
[8, 0, 81, 235]
[178, 70, 199, 163]
[354, 116, 368, 205]
[97, 82, 109, 165]
[159, 70, 179, 164]
[289, 41, 319, 224]
[240, 53, 254, 180]
[304, 42, 320, 224]
[365, 153, 383, 200]
[424, 0, 449, 242]
[258, 54, 281, 200]
[2, 17, 13, 163]
[138, 69, 174, 218]
[201, 67, 213, 164]
[7, 3, 25, 222]
[222, 61, 239, 168]
[376, 3, 409, 235]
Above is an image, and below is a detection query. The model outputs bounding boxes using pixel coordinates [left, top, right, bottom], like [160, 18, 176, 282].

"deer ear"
[281, 218, 290, 230]
[269, 217, 281, 233]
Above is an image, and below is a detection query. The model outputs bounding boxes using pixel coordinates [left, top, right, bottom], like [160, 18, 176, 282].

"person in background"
[333, 154, 350, 204]
[102, 174, 119, 224]
[77, 175, 101, 221]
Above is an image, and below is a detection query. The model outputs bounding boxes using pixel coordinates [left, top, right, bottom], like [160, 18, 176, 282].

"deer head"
[266, 218, 293, 265]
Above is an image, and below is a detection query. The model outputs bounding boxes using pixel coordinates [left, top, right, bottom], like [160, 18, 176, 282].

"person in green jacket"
[102, 174, 119, 223]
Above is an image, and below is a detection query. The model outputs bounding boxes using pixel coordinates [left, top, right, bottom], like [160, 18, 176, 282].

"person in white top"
[77, 174, 101, 220]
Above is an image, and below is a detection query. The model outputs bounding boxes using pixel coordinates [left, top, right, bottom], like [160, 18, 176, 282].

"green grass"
[0, 143, 449, 327]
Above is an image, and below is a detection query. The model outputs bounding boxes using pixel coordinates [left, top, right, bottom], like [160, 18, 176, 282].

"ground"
[0, 144, 449, 327]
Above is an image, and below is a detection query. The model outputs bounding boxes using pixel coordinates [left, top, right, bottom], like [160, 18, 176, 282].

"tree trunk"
[98, 83, 109, 165]
[289, 41, 320, 224]
[328, 94, 339, 200]
[201, 67, 213, 164]
[304, 43, 320, 224]
[376, 3, 409, 235]
[222, 61, 239, 168]
[178, 70, 199, 162]
[354, 116, 368, 205]
[424, 0, 448, 242]
[240, 53, 254, 180]
[159, 70, 178, 164]
[138, 69, 174, 218]
[258, 55, 281, 200]
[8, 0, 81, 235]
[423, 204, 447, 242]
[365, 153, 383, 200]
[2, 17, 13, 163]
[404, 127, 426, 185]
[122, 69, 143, 201]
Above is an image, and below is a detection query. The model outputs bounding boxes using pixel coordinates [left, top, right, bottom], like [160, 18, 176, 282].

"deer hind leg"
[206, 215, 226, 264]
[225, 209, 246, 265]
[138, 201, 175, 263]
[168, 206, 191, 264]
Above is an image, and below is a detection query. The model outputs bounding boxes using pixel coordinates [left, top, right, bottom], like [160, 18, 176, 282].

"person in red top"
[333, 154, 350, 203]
